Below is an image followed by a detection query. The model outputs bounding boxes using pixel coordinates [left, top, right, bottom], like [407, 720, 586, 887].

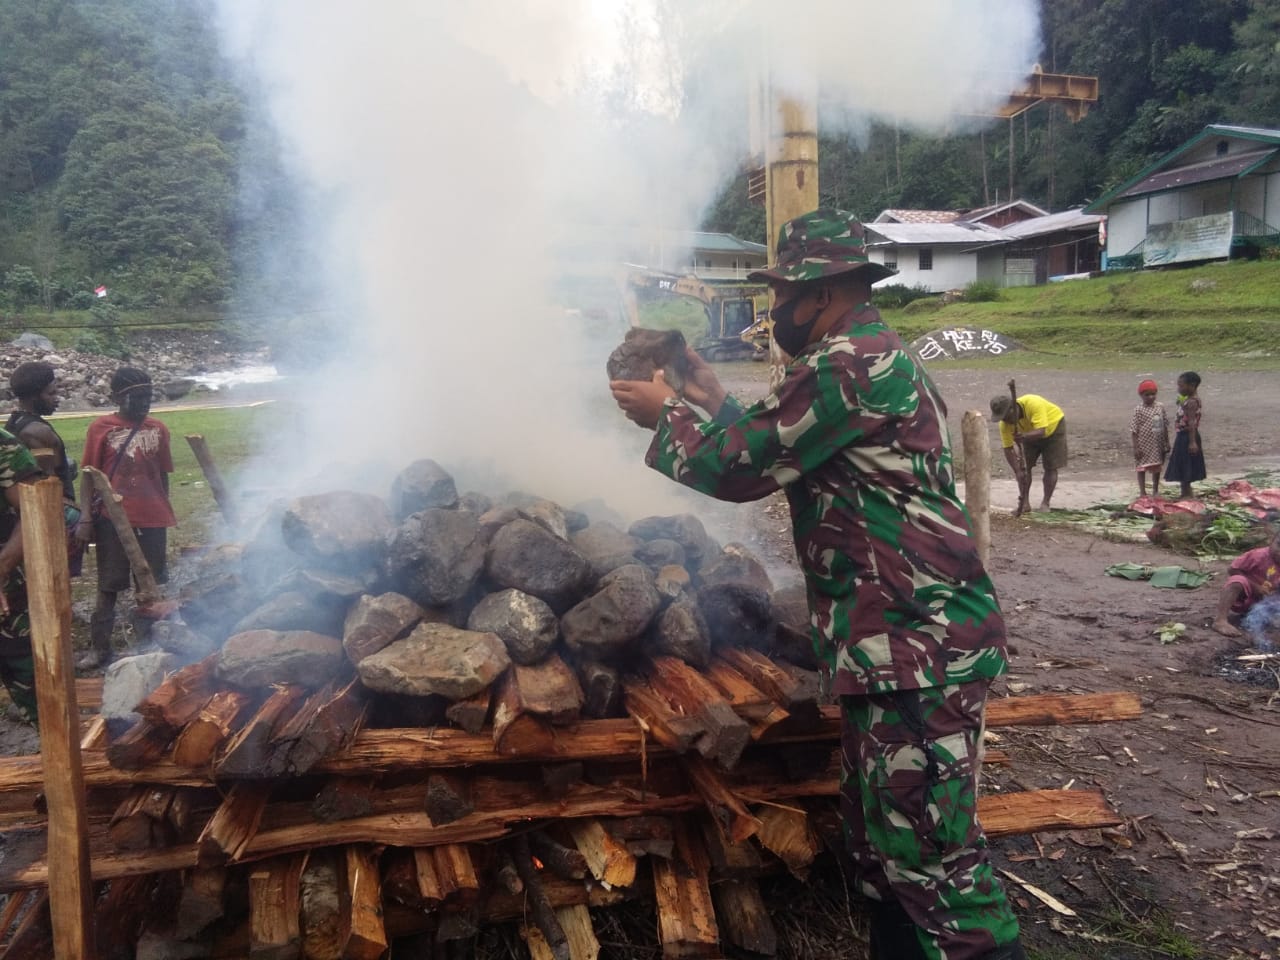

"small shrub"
[902, 297, 944, 314]
[962, 280, 1001, 302]
[872, 283, 935, 310]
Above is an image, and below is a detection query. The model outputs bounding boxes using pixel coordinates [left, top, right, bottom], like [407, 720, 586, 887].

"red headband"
[1138, 379, 1158, 395]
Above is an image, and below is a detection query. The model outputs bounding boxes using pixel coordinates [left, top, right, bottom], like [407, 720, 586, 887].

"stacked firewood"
[0, 459, 1141, 959]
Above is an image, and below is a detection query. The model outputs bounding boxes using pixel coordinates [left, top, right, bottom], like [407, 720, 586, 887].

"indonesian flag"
[94, 285, 107, 298]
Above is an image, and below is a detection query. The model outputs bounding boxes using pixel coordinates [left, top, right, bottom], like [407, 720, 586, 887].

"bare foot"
[1036, 502, 1052, 513]
[1212, 619, 1242, 638]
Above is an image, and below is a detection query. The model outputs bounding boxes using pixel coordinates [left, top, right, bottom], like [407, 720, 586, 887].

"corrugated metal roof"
[1201, 124, 1280, 142]
[1002, 208, 1104, 239]
[1086, 124, 1280, 212]
[1116, 148, 1278, 200]
[874, 209, 961, 224]
[962, 199, 1049, 221]
[865, 221, 1009, 245]
[679, 231, 767, 254]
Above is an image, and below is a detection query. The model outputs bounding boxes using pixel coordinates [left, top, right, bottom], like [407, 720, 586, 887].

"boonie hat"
[989, 396, 1015, 421]
[747, 208, 897, 285]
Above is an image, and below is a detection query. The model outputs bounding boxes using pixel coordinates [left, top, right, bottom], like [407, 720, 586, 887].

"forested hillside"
[1, 0, 1278, 311]
[0, 0, 305, 313]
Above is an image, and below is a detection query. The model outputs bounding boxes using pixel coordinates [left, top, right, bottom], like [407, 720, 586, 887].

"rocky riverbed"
[0, 328, 271, 412]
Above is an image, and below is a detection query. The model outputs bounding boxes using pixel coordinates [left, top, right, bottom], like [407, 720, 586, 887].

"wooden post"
[961, 409, 992, 570]
[184, 435, 236, 527]
[80, 465, 160, 605]
[20, 477, 97, 959]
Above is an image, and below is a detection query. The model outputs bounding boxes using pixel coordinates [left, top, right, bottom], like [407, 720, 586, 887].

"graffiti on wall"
[909, 328, 1020, 361]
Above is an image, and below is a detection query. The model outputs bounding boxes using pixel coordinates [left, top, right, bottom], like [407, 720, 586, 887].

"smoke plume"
[210, 0, 1040, 522]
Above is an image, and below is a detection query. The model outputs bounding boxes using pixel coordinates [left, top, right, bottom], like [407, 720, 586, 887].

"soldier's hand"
[610, 372, 677, 430]
[680, 348, 727, 416]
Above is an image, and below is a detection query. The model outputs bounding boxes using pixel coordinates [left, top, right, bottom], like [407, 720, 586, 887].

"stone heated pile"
[0, 459, 1140, 960]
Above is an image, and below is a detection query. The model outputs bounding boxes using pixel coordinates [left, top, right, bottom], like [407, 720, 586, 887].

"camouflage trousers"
[840, 682, 1019, 959]
[0, 569, 35, 722]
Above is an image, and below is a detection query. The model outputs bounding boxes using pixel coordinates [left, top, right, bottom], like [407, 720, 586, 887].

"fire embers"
[164, 457, 808, 759]
[1241, 594, 1280, 652]
[606, 327, 690, 392]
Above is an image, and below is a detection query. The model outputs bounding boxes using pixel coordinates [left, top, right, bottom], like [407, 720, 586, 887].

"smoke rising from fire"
[210, 1, 1040, 522]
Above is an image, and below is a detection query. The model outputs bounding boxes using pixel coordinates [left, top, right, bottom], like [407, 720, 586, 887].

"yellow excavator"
[619, 266, 768, 362]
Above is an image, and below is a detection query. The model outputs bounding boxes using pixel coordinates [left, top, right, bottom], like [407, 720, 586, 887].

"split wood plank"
[248, 854, 304, 960]
[312, 778, 376, 823]
[524, 903, 600, 960]
[263, 678, 367, 778]
[647, 656, 750, 770]
[344, 844, 388, 960]
[566, 819, 637, 888]
[444, 687, 492, 734]
[103, 718, 174, 770]
[622, 678, 705, 754]
[172, 689, 255, 769]
[753, 804, 820, 879]
[0, 787, 1122, 892]
[134, 654, 218, 730]
[0, 690, 1142, 794]
[215, 685, 309, 779]
[492, 657, 584, 756]
[652, 816, 719, 959]
[683, 754, 761, 843]
[712, 878, 777, 957]
[197, 782, 272, 866]
[20, 477, 96, 960]
[702, 658, 790, 738]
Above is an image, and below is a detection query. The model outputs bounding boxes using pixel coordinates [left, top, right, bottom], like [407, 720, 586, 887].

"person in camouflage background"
[0, 428, 43, 722]
[611, 208, 1025, 960]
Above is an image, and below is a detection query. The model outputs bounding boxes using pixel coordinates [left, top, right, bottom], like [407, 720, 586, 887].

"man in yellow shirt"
[989, 394, 1067, 513]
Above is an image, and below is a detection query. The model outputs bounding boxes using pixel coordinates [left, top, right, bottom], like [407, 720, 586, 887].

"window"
[919, 248, 933, 270]
[883, 247, 897, 272]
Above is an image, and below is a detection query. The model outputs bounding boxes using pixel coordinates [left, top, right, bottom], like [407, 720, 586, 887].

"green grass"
[881, 260, 1280, 366]
[55, 402, 292, 549]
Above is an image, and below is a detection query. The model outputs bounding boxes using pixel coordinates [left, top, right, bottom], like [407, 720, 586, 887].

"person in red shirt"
[75, 367, 177, 669]
[1213, 530, 1280, 638]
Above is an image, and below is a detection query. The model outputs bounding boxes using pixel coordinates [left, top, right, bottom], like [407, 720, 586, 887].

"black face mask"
[769, 294, 819, 357]
[122, 393, 152, 421]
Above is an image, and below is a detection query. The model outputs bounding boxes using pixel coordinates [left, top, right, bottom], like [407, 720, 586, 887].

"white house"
[628, 230, 768, 281]
[1084, 124, 1280, 268]
[863, 221, 1010, 292]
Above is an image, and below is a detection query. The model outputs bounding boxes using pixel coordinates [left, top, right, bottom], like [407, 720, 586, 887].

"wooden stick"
[19, 477, 96, 960]
[511, 833, 570, 960]
[961, 409, 992, 569]
[81, 465, 160, 605]
[1007, 378, 1031, 516]
[184, 435, 237, 527]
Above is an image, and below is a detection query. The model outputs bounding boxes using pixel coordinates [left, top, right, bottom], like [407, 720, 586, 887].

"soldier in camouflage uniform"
[611, 208, 1025, 960]
[0, 429, 44, 722]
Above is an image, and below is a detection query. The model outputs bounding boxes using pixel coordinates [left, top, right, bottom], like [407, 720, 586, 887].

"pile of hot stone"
[0, 458, 1134, 960]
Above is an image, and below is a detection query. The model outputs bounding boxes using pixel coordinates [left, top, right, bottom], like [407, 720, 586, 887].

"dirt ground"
[1, 359, 1277, 958]
[716, 360, 1280, 960]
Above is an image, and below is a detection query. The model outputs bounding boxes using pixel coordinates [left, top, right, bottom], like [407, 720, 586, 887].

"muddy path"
[717, 359, 1280, 958]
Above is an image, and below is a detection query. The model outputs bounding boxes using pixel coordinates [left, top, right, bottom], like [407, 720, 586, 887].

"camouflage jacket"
[647, 303, 1009, 695]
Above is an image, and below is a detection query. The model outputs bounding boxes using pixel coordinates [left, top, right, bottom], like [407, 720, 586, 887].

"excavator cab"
[620, 266, 767, 363]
